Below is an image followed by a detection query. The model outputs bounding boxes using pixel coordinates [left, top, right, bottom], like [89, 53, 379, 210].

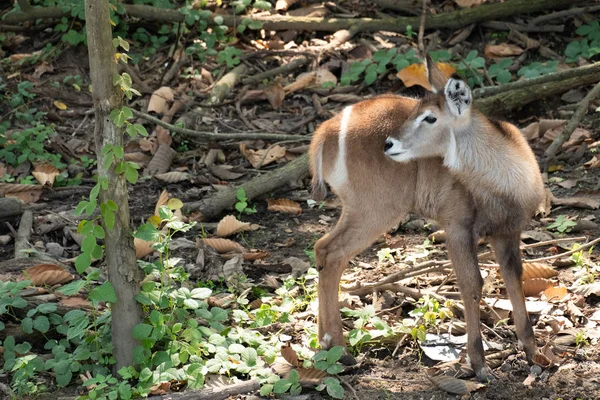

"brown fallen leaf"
[522, 278, 554, 297]
[32, 164, 60, 186]
[556, 178, 579, 189]
[552, 196, 600, 210]
[216, 215, 252, 237]
[284, 71, 316, 94]
[584, 156, 600, 169]
[428, 374, 485, 395]
[484, 43, 524, 58]
[522, 263, 558, 280]
[59, 296, 91, 308]
[135, 238, 155, 259]
[154, 171, 191, 183]
[281, 343, 300, 367]
[297, 367, 328, 386]
[144, 144, 177, 176]
[21, 264, 74, 286]
[208, 164, 246, 180]
[147, 86, 174, 114]
[32, 61, 54, 80]
[455, 0, 485, 7]
[397, 62, 456, 91]
[202, 238, 246, 254]
[275, 0, 299, 11]
[542, 286, 569, 302]
[150, 381, 171, 396]
[240, 144, 286, 169]
[315, 69, 337, 86]
[267, 198, 303, 215]
[0, 183, 43, 204]
[263, 82, 286, 109]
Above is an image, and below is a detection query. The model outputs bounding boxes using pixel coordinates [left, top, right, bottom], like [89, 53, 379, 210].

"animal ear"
[443, 77, 472, 117]
[425, 54, 448, 94]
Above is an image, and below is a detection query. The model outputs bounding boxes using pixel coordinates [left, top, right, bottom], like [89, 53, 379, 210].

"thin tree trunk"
[85, 0, 142, 371]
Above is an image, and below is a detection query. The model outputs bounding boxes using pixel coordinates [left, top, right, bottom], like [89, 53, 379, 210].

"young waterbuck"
[309, 57, 544, 381]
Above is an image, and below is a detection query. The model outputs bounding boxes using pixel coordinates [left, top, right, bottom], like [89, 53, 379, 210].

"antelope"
[308, 56, 545, 382]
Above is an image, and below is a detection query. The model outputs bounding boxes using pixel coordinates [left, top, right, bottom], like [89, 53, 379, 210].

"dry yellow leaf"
[543, 286, 569, 301]
[216, 215, 252, 237]
[522, 262, 558, 280]
[21, 264, 74, 286]
[32, 164, 60, 186]
[396, 62, 456, 91]
[267, 198, 303, 215]
[53, 100, 68, 110]
[522, 278, 554, 297]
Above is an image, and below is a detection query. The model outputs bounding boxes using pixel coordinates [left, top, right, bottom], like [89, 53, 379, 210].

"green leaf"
[21, 317, 33, 334]
[325, 377, 344, 399]
[260, 384, 273, 395]
[75, 252, 91, 274]
[33, 316, 50, 333]
[36, 303, 57, 314]
[89, 282, 117, 303]
[133, 323, 153, 340]
[327, 364, 343, 374]
[273, 379, 292, 394]
[191, 287, 212, 299]
[214, 15, 223, 25]
[327, 346, 344, 364]
[241, 347, 257, 366]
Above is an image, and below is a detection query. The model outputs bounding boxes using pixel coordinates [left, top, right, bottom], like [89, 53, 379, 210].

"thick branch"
[184, 153, 309, 219]
[4, 0, 586, 33]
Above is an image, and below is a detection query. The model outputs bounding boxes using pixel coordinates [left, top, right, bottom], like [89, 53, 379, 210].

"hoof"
[475, 366, 498, 383]
[339, 352, 357, 366]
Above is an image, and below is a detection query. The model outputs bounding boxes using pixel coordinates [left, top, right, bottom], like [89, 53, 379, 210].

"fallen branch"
[473, 62, 600, 99]
[545, 80, 600, 158]
[184, 153, 309, 219]
[4, 0, 585, 33]
[152, 379, 260, 400]
[132, 109, 310, 142]
[530, 4, 600, 25]
[0, 198, 23, 219]
[523, 236, 600, 263]
[242, 56, 310, 85]
[15, 210, 33, 259]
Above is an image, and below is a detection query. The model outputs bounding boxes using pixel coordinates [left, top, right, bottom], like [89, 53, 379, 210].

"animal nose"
[384, 138, 394, 152]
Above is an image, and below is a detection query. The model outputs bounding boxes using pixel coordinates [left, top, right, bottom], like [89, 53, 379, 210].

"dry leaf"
[267, 198, 302, 215]
[284, 71, 316, 94]
[428, 374, 485, 394]
[571, 282, 600, 297]
[216, 215, 252, 237]
[124, 152, 152, 165]
[455, 0, 485, 7]
[21, 264, 74, 286]
[154, 171, 191, 183]
[522, 263, 558, 280]
[59, 296, 91, 308]
[557, 178, 579, 189]
[0, 183, 43, 204]
[275, 0, 298, 11]
[315, 69, 337, 86]
[584, 156, 600, 169]
[144, 144, 177, 176]
[542, 286, 569, 301]
[148, 86, 174, 114]
[552, 196, 600, 210]
[243, 250, 270, 261]
[32, 164, 60, 186]
[135, 238, 155, 259]
[208, 164, 246, 180]
[32, 61, 54, 80]
[240, 144, 286, 169]
[150, 381, 171, 396]
[263, 82, 286, 109]
[281, 343, 300, 367]
[155, 190, 170, 216]
[396, 62, 456, 91]
[53, 100, 68, 110]
[202, 238, 246, 254]
[522, 278, 554, 297]
[297, 368, 328, 386]
[484, 43, 524, 58]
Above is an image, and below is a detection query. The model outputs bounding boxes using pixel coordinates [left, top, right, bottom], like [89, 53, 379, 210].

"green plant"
[342, 305, 394, 351]
[546, 215, 577, 233]
[234, 187, 257, 215]
[217, 46, 243, 68]
[517, 61, 558, 79]
[405, 24, 415, 39]
[488, 58, 513, 84]
[340, 49, 419, 86]
[565, 21, 600, 62]
[0, 124, 65, 168]
[574, 330, 590, 347]
[456, 50, 485, 88]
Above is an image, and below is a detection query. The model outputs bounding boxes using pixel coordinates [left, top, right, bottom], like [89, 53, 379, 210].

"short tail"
[310, 141, 327, 202]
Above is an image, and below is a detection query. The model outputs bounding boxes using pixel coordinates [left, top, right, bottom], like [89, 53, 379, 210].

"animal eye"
[424, 115, 437, 124]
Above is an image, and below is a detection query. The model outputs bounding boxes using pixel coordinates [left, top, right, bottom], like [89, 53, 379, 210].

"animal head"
[384, 56, 473, 165]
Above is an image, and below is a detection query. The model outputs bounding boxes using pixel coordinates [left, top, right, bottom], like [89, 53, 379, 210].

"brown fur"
[309, 65, 545, 381]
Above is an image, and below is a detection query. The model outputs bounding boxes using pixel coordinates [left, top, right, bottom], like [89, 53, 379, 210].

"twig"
[476, 235, 588, 261]
[242, 56, 310, 85]
[530, 4, 600, 25]
[131, 109, 310, 141]
[523, 237, 600, 263]
[340, 377, 360, 400]
[15, 210, 33, 259]
[417, 0, 427, 54]
[545, 80, 600, 159]
[481, 21, 564, 33]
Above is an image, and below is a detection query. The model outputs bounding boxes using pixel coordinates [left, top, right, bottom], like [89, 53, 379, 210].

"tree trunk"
[85, 0, 142, 371]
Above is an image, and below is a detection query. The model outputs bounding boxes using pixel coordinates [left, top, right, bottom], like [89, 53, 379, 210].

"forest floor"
[1, 0, 600, 399]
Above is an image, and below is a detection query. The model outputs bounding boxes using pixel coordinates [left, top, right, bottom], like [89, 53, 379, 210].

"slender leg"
[315, 206, 406, 360]
[489, 233, 537, 361]
[445, 224, 490, 382]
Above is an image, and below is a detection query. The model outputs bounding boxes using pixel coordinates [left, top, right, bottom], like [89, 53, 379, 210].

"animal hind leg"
[489, 233, 537, 361]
